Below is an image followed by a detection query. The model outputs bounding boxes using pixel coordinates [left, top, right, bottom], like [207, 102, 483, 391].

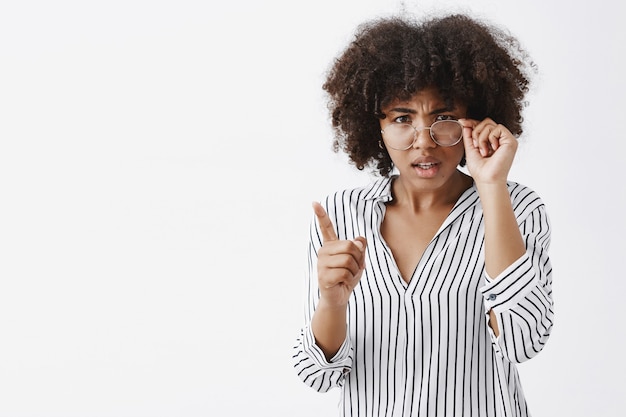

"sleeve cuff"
[301, 325, 352, 371]
[480, 253, 538, 313]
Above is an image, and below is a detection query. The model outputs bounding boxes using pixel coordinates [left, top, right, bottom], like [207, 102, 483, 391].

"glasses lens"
[431, 120, 462, 146]
[382, 124, 415, 150]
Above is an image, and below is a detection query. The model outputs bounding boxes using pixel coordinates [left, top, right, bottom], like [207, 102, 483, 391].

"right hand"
[313, 202, 367, 308]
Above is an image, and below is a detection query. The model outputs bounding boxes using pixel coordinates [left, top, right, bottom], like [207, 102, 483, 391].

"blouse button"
[487, 294, 497, 301]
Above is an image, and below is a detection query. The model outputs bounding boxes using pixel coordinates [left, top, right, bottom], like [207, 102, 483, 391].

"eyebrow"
[387, 106, 454, 115]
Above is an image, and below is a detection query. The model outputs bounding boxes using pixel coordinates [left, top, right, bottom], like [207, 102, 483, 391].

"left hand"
[459, 118, 518, 185]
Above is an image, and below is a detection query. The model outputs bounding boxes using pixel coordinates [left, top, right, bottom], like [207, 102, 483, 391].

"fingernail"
[353, 240, 364, 251]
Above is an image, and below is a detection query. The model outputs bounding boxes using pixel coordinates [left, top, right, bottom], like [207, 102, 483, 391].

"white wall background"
[1, 0, 624, 416]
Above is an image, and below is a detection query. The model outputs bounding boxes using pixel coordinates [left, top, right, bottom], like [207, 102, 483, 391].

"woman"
[292, 13, 554, 417]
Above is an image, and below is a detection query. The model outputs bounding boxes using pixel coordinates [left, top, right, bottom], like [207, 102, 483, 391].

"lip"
[410, 156, 441, 178]
[410, 156, 441, 166]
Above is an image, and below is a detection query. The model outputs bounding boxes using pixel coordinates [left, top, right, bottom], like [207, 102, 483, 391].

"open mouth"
[413, 163, 438, 169]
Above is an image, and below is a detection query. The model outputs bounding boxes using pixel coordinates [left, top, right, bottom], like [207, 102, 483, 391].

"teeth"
[416, 163, 436, 169]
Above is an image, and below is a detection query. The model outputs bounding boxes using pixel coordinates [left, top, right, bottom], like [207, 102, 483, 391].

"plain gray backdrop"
[1, 0, 624, 415]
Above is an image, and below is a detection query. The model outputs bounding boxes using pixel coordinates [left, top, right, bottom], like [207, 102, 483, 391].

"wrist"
[474, 180, 508, 191]
[475, 181, 509, 200]
[317, 296, 349, 314]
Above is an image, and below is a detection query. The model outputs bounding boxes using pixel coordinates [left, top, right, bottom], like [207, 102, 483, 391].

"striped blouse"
[292, 176, 554, 417]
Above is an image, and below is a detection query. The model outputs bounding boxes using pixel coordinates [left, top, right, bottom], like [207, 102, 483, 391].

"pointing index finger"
[312, 201, 338, 242]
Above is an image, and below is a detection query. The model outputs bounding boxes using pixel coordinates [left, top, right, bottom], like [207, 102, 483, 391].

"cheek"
[446, 144, 466, 163]
[385, 149, 405, 166]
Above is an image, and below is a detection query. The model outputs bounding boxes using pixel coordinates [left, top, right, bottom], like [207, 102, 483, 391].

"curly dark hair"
[322, 13, 535, 176]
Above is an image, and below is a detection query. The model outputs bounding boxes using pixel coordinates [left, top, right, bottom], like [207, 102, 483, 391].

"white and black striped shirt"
[293, 176, 553, 417]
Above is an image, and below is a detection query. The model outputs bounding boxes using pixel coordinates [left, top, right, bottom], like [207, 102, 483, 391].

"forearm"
[477, 183, 526, 278]
[477, 183, 526, 337]
[311, 299, 348, 361]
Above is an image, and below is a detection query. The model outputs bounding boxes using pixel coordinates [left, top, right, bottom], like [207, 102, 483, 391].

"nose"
[412, 126, 436, 149]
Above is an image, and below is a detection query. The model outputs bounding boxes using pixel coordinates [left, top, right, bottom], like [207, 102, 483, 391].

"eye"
[435, 114, 458, 122]
[392, 115, 411, 124]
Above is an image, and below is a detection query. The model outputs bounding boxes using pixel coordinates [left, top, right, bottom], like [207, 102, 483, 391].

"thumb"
[461, 127, 481, 162]
[353, 237, 367, 268]
[353, 236, 366, 252]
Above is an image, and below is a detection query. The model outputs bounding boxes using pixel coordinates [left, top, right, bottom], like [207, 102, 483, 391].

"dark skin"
[311, 88, 525, 360]
[381, 174, 473, 283]
[378, 89, 473, 283]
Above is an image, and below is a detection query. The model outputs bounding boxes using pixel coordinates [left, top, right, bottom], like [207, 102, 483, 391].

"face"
[379, 87, 467, 190]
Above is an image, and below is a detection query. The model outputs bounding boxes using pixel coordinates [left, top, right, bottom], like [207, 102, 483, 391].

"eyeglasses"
[380, 120, 463, 150]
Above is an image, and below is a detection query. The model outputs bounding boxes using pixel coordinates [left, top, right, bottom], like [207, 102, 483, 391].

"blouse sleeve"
[292, 214, 353, 392]
[480, 188, 554, 363]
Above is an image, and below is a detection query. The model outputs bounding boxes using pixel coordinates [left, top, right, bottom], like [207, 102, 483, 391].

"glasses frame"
[380, 119, 464, 150]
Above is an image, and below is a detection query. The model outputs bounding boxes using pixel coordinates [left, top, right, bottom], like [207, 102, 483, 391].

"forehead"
[382, 87, 444, 109]
[382, 87, 466, 114]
